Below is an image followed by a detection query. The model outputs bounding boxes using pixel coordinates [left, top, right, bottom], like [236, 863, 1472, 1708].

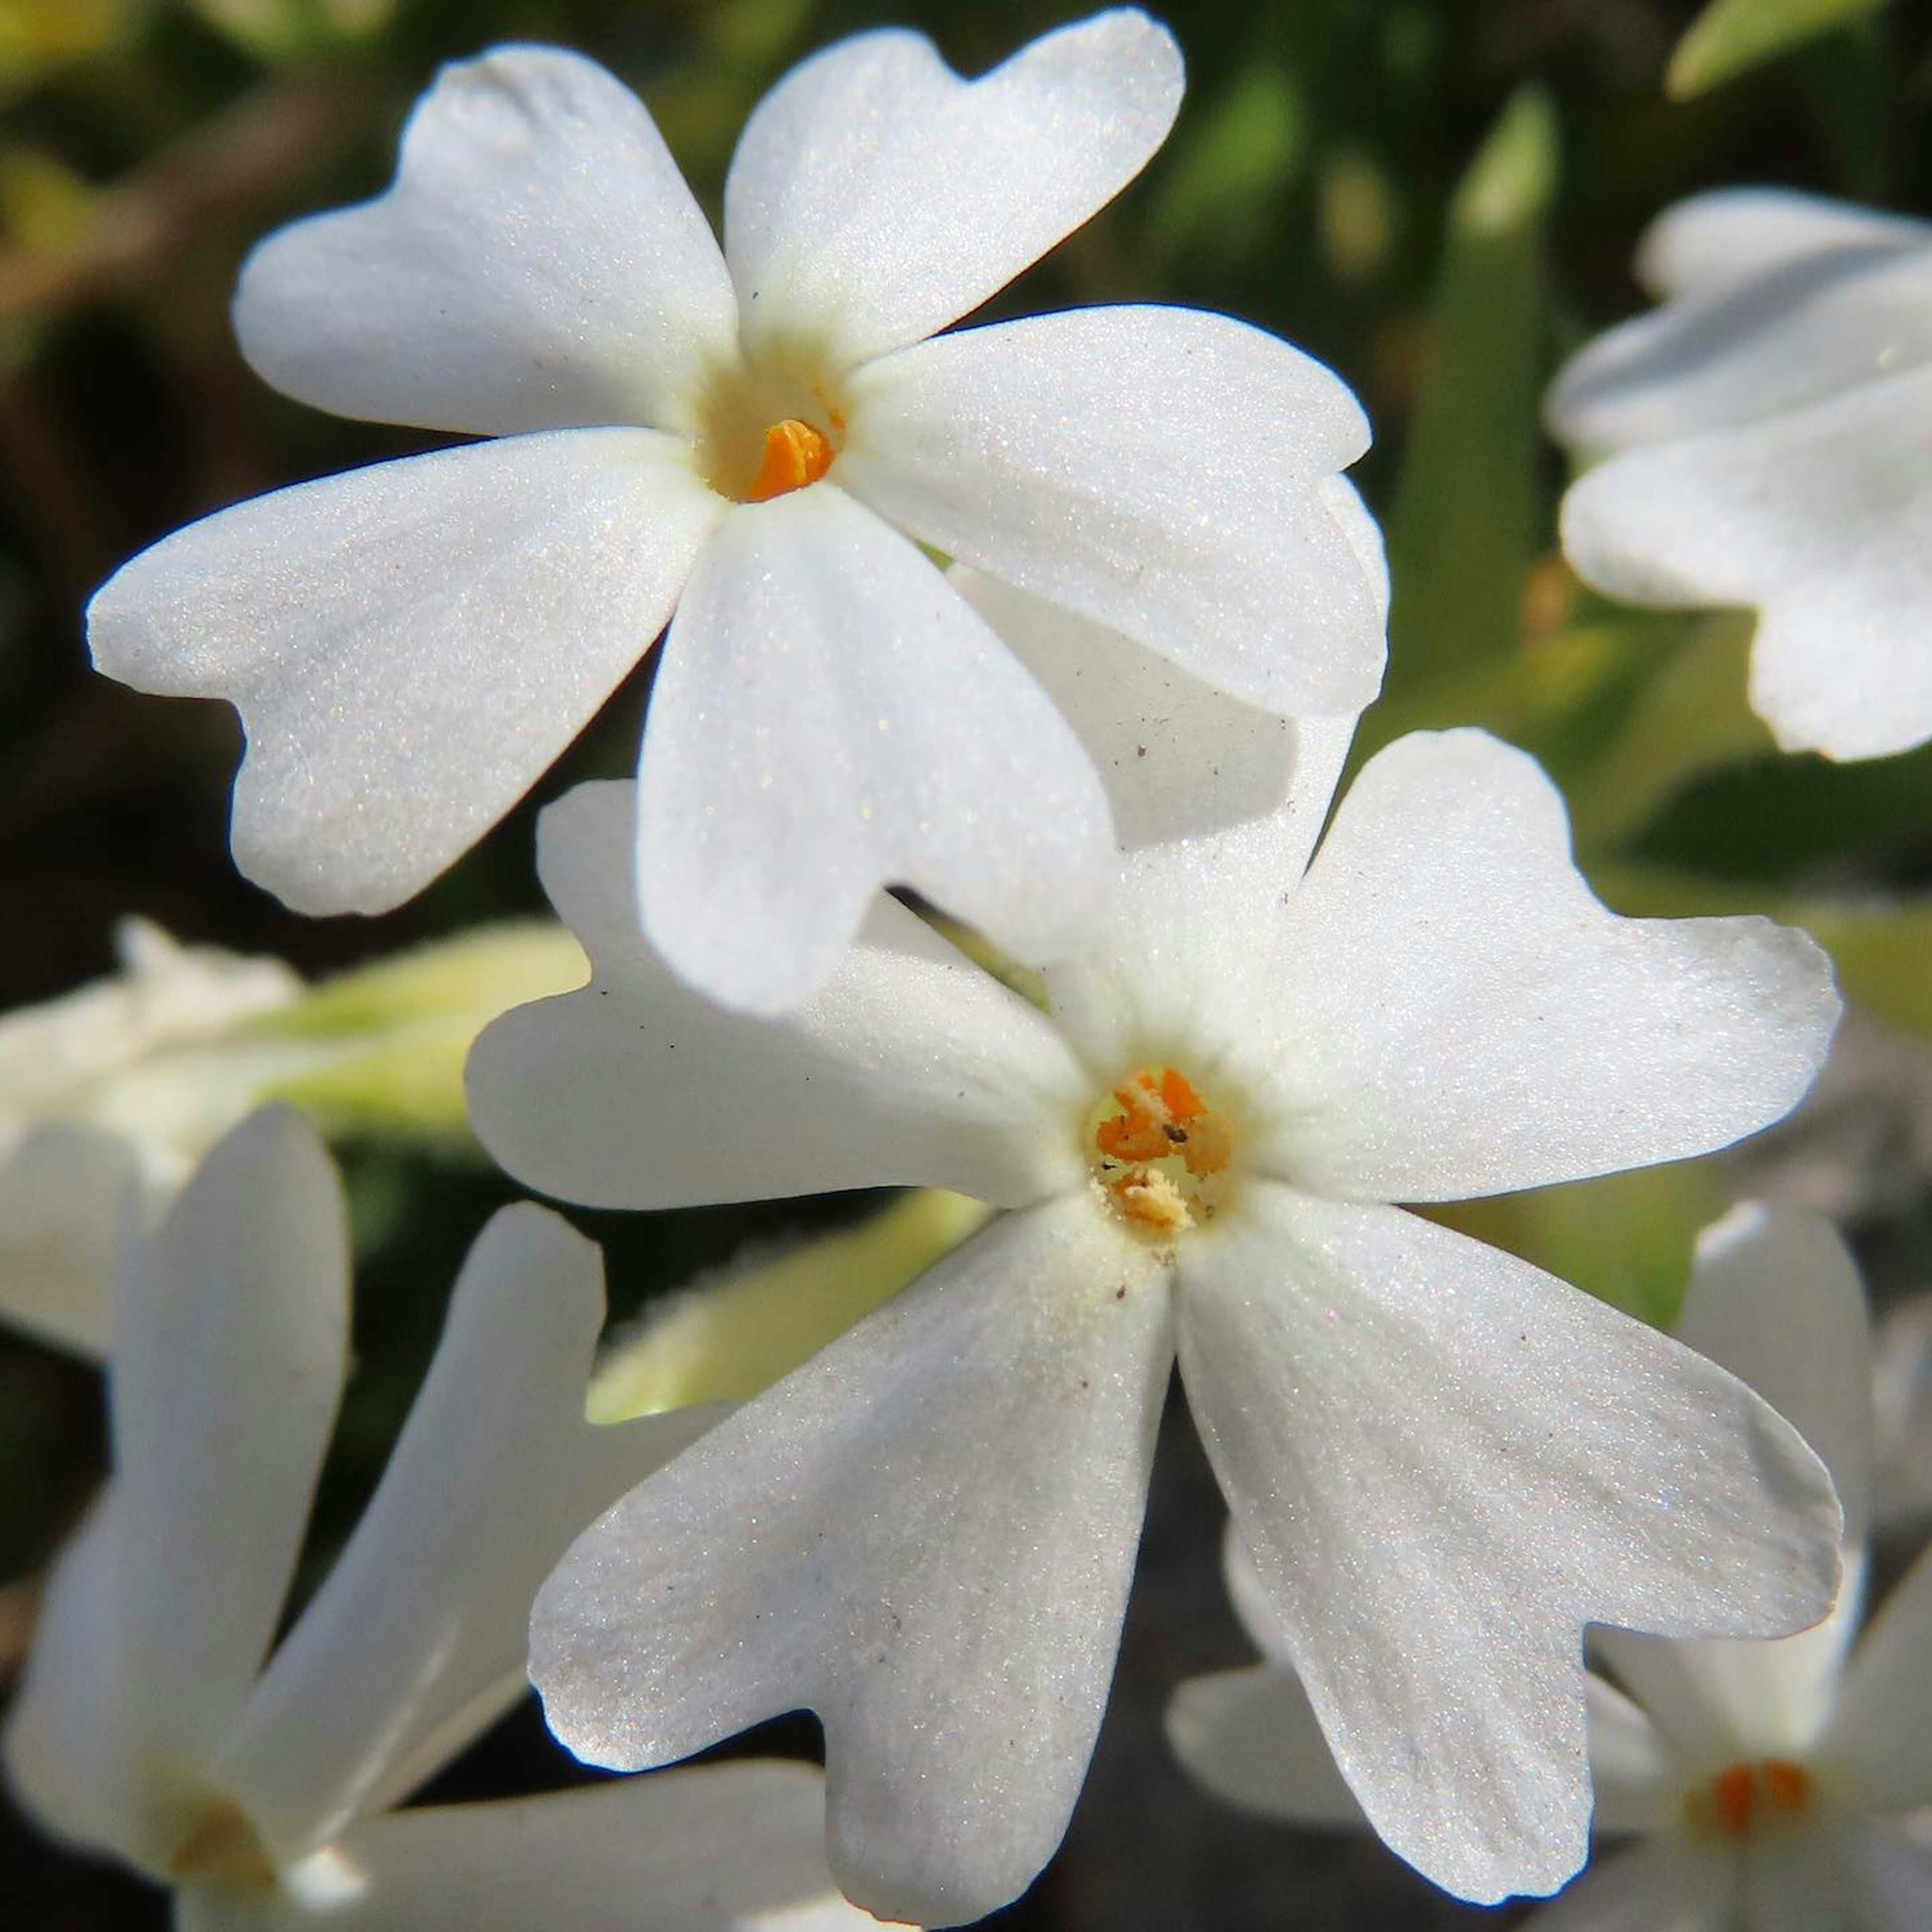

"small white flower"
[3, 1106, 870, 1932]
[87, 10, 1386, 1015]
[469, 688, 1844, 1925]
[1546, 188, 1932, 762]
[1172, 1204, 1932, 1927]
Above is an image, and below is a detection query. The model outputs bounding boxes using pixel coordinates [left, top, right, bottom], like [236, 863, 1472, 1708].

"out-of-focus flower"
[3, 1106, 869, 1932]
[1169, 1204, 1932, 1927]
[1547, 189, 1932, 761]
[470, 693, 1842, 1925]
[0, 918, 582, 1356]
[87, 11, 1387, 1015]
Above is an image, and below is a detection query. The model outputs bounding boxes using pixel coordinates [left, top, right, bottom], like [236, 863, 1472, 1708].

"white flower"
[468, 687, 1844, 1925]
[1172, 1204, 1932, 1927]
[86, 10, 1387, 1015]
[0, 918, 582, 1357]
[3, 1106, 870, 1932]
[1546, 188, 1932, 762]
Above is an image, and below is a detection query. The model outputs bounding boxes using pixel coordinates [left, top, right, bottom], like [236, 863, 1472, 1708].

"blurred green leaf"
[1382, 87, 1557, 695]
[0, 0, 141, 85]
[1667, 0, 1891, 101]
[1143, 58, 1305, 267]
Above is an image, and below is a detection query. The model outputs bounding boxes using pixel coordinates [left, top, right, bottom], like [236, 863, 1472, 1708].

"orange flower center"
[1089, 1066, 1234, 1239]
[746, 418, 835, 501]
[692, 354, 848, 504]
[1681, 1758, 1816, 1842]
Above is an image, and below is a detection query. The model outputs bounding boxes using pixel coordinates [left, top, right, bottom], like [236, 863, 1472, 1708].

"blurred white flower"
[1169, 1204, 1932, 1927]
[1547, 188, 1932, 761]
[470, 692, 1843, 1925]
[0, 918, 582, 1356]
[3, 1106, 870, 1932]
[87, 10, 1387, 1016]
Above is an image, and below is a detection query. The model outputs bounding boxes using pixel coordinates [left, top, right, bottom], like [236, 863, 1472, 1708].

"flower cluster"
[5, 11, 1931, 1932]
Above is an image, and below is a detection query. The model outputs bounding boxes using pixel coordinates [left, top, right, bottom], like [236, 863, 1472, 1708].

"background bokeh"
[4, 1, 1932, 1925]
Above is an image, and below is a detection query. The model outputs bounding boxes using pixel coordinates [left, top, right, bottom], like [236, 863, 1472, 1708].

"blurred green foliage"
[3, 1, 1931, 1925]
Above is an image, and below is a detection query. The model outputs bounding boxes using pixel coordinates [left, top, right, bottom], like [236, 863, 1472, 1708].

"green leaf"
[1383, 87, 1558, 694]
[1666, 0, 1891, 101]
[588, 1191, 992, 1422]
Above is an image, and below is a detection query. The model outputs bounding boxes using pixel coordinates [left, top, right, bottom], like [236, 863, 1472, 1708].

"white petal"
[1740, 1819, 1932, 1932]
[467, 782, 1090, 1211]
[88, 431, 721, 916]
[636, 487, 1114, 1013]
[1, 1498, 141, 1862]
[284, 1763, 874, 1932]
[1582, 1673, 1674, 1836]
[1530, 1841, 1733, 1932]
[1164, 1664, 1363, 1829]
[1257, 730, 1838, 1202]
[211, 1205, 712, 1862]
[841, 305, 1384, 716]
[1173, 1187, 1840, 1904]
[235, 46, 736, 438]
[1547, 238, 1932, 454]
[110, 1109, 349, 1784]
[1820, 1539, 1932, 1813]
[1559, 365, 1932, 761]
[948, 565, 1302, 849]
[723, 12, 1181, 370]
[0, 1125, 142, 1355]
[1633, 188, 1932, 300]
[530, 1199, 1173, 1926]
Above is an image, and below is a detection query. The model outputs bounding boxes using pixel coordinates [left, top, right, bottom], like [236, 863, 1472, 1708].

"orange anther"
[1160, 1068, 1206, 1120]
[1711, 1764, 1756, 1838]
[1762, 1760, 1812, 1813]
[746, 418, 833, 502]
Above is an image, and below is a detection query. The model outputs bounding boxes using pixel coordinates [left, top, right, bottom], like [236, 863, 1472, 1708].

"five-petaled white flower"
[1171, 1203, 1932, 1928]
[3, 1106, 872, 1932]
[86, 9, 1386, 1015]
[468, 673, 1845, 1927]
[1547, 188, 1932, 762]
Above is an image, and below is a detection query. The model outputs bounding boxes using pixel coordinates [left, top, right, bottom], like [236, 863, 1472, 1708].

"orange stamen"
[1684, 1758, 1816, 1842]
[746, 418, 833, 502]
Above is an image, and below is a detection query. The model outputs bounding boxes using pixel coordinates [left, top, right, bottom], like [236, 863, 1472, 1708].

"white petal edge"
[1164, 1661, 1364, 1830]
[212, 1204, 715, 1862]
[0, 1125, 143, 1355]
[635, 486, 1114, 1014]
[1527, 1839, 1733, 1932]
[1174, 1187, 1841, 1903]
[1634, 188, 1932, 301]
[530, 1198, 1173, 1926]
[235, 45, 737, 438]
[840, 304, 1384, 717]
[724, 10, 1181, 370]
[1254, 729, 1838, 1200]
[1820, 1538, 1932, 1814]
[467, 780, 1092, 1212]
[108, 1108, 349, 1820]
[88, 431, 722, 916]
[1559, 364, 1932, 762]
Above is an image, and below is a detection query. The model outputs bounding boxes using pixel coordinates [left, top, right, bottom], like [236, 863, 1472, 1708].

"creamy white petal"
[635, 487, 1114, 1013]
[1164, 1664, 1363, 1829]
[468, 781, 1090, 1211]
[274, 1764, 871, 1932]
[1, 1499, 141, 1862]
[948, 566, 1302, 849]
[1174, 1187, 1840, 1904]
[841, 305, 1383, 716]
[1256, 730, 1837, 1202]
[110, 1109, 349, 1792]
[88, 431, 722, 916]
[1548, 240, 1932, 454]
[1634, 188, 1931, 300]
[1529, 1840, 1733, 1932]
[1559, 365, 1932, 761]
[723, 11, 1180, 370]
[0, 1125, 142, 1355]
[212, 1206, 713, 1862]
[1820, 1540, 1932, 1813]
[530, 1198, 1172, 1926]
[1739, 1819, 1932, 1932]
[1581, 1673, 1673, 1836]
[1591, 1204, 1877, 1766]
[234, 46, 737, 438]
